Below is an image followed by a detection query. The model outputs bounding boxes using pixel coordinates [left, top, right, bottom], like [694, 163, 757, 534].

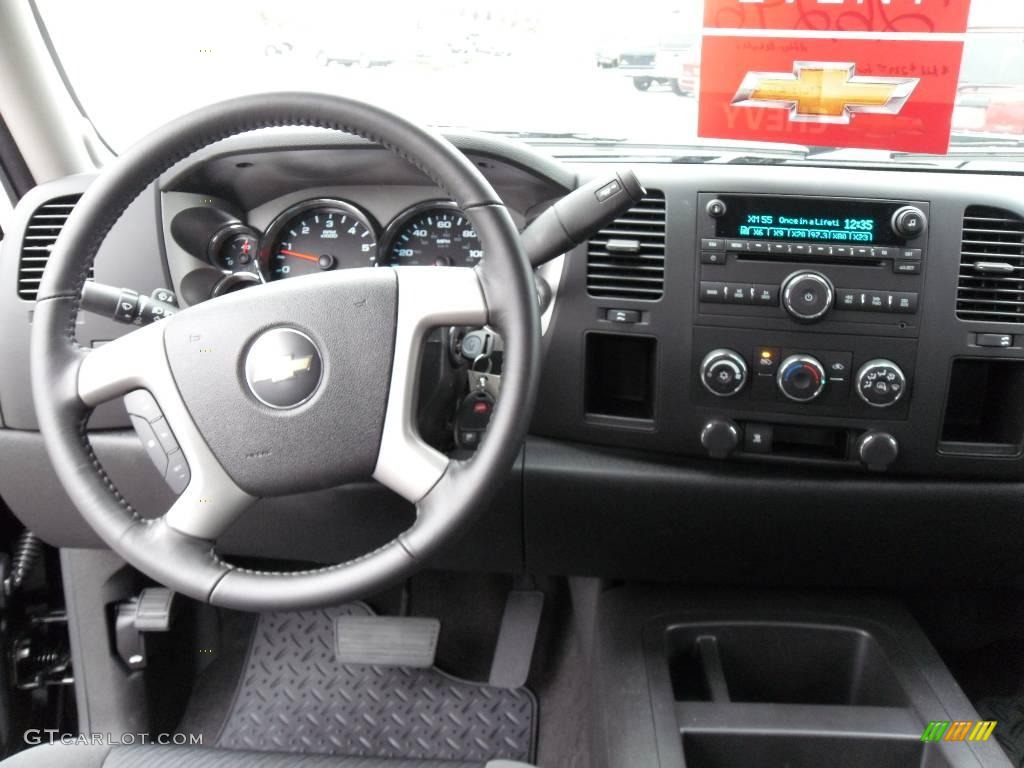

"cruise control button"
[130, 416, 168, 476]
[124, 390, 163, 423]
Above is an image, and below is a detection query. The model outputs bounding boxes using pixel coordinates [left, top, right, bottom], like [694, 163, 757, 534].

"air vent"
[17, 194, 83, 301]
[957, 206, 1024, 323]
[587, 191, 666, 301]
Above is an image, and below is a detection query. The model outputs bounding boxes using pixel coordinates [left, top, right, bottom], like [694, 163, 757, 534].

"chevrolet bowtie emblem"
[251, 354, 314, 384]
[732, 62, 919, 125]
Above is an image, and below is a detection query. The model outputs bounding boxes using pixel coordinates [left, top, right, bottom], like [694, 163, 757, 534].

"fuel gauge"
[209, 224, 261, 273]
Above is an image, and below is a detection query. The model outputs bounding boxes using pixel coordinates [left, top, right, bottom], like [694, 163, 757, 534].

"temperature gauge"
[209, 225, 261, 272]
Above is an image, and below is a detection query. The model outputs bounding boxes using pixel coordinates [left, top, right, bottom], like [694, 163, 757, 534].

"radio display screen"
[715, 196, 905, 246]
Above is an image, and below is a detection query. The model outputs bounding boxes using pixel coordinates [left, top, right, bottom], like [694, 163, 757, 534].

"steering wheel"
[30, 93, 540, 611]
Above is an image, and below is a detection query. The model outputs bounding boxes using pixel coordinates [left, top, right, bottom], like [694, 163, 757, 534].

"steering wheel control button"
[700, 349, 748, 398]
[165, 453, 191, 494]
[778, 355, 828, 403]
[130, 416, 169, 476]
[701, 418, 742, 459]
[782, 272, 834, 322]
[244, 328, 324, 409]
[151, 418, 180, 454]
[856, 360, 908, 408]
[124, 389, 163, 422]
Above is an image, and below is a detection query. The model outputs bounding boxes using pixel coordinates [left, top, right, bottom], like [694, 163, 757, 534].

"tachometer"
[382, 203, 483, 267]
[262, 199, 377, 280]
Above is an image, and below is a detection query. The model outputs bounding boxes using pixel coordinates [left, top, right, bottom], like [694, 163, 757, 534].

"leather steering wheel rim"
[30, 92, 540, 611]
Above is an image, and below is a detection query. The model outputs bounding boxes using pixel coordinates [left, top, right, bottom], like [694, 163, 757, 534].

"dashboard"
[2, 130, 1024, 590]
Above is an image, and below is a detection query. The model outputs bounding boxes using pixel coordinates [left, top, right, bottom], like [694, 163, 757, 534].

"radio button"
[726, 284, 750, 303]
[702, 251, 727, 265]
[874, 247, 894, 259]
[753, 284, 780, 306]
[854, 247, 872, 258]
[832, 246, 851, 257]
[811, 245, 830, 257]
[899, 248, 923, 260]
[749, 241, 769, 253]
[702, 238, 726, 251]
[726, 240, 748, 252]
[700, 282, 727, 303]
[867, 292, 887, 311]
[894, 292, 919, 314]
[791, 244, 811, 255]
[769, 243, 789, 254]
[893, 260, 922, 275]
[837, 289, 858, 309]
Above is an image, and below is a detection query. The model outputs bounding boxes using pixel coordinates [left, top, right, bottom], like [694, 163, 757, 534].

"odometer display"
[263, 200, 377, 280]
[384, 204, 483, 267]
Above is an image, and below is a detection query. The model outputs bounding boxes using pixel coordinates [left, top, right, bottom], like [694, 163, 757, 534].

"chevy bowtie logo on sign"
[732, 62, 919, 124]
[698, 0, 973, 153]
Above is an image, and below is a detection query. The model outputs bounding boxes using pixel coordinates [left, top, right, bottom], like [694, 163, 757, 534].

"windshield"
[34, 0, 1024, 164]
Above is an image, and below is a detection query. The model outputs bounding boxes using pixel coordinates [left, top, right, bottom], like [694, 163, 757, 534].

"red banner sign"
[698, 0, 973, 153]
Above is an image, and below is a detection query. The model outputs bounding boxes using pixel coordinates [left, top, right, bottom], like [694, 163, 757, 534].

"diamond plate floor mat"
[215, 604, 537, 764]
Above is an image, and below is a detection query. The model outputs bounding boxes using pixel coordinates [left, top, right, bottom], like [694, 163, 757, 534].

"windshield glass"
[35, 0, 1024, 163]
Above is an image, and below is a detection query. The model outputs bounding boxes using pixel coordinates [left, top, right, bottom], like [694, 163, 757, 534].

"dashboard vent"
[957, 206, 1024, 323]
[587, 191, 666, 301]
[17, 194, 83, 300]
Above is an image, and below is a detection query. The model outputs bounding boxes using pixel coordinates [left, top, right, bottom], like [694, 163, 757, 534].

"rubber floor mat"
[216, 604, 537, 764]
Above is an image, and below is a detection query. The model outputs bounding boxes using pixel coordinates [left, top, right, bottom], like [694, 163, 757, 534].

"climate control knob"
[777, 355, 827, 403]
[782, 271, 834, 323]
[700, 349, 748, 397]
[856, 359, 908, 408]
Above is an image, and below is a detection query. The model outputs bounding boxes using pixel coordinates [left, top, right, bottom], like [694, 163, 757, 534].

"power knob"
[891, 206, 928, 239]
[857, 432, 899, 472]
[700, 349, 748, 397]
[701, 418, 742, 460]
[782, 271, 834, 323]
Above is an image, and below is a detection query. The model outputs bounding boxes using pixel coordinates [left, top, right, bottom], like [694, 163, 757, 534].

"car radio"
[692, 194, 928, 455]
[696, 193, 928, 329]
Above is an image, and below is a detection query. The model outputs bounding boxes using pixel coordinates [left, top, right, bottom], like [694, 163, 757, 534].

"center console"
[692, 193, 927, 471]
[592, 587, 1011, 768]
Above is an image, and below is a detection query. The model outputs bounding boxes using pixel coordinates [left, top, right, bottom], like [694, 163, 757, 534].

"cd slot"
[735, 253, 885, 268]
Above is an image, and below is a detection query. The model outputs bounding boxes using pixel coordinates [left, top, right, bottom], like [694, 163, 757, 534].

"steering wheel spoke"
[78, 322, 257, 540]
[373, 267, 488, 502]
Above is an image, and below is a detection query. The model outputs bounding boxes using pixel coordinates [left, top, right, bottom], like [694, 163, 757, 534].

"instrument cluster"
[208, 197, 484, 281]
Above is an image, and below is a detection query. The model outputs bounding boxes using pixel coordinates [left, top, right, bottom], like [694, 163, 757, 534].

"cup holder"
[666, 623, 908, 707]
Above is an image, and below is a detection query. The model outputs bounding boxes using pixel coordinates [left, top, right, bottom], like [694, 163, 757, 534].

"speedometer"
[262, 199, 377, 281]
[382, 203, 483, 267]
